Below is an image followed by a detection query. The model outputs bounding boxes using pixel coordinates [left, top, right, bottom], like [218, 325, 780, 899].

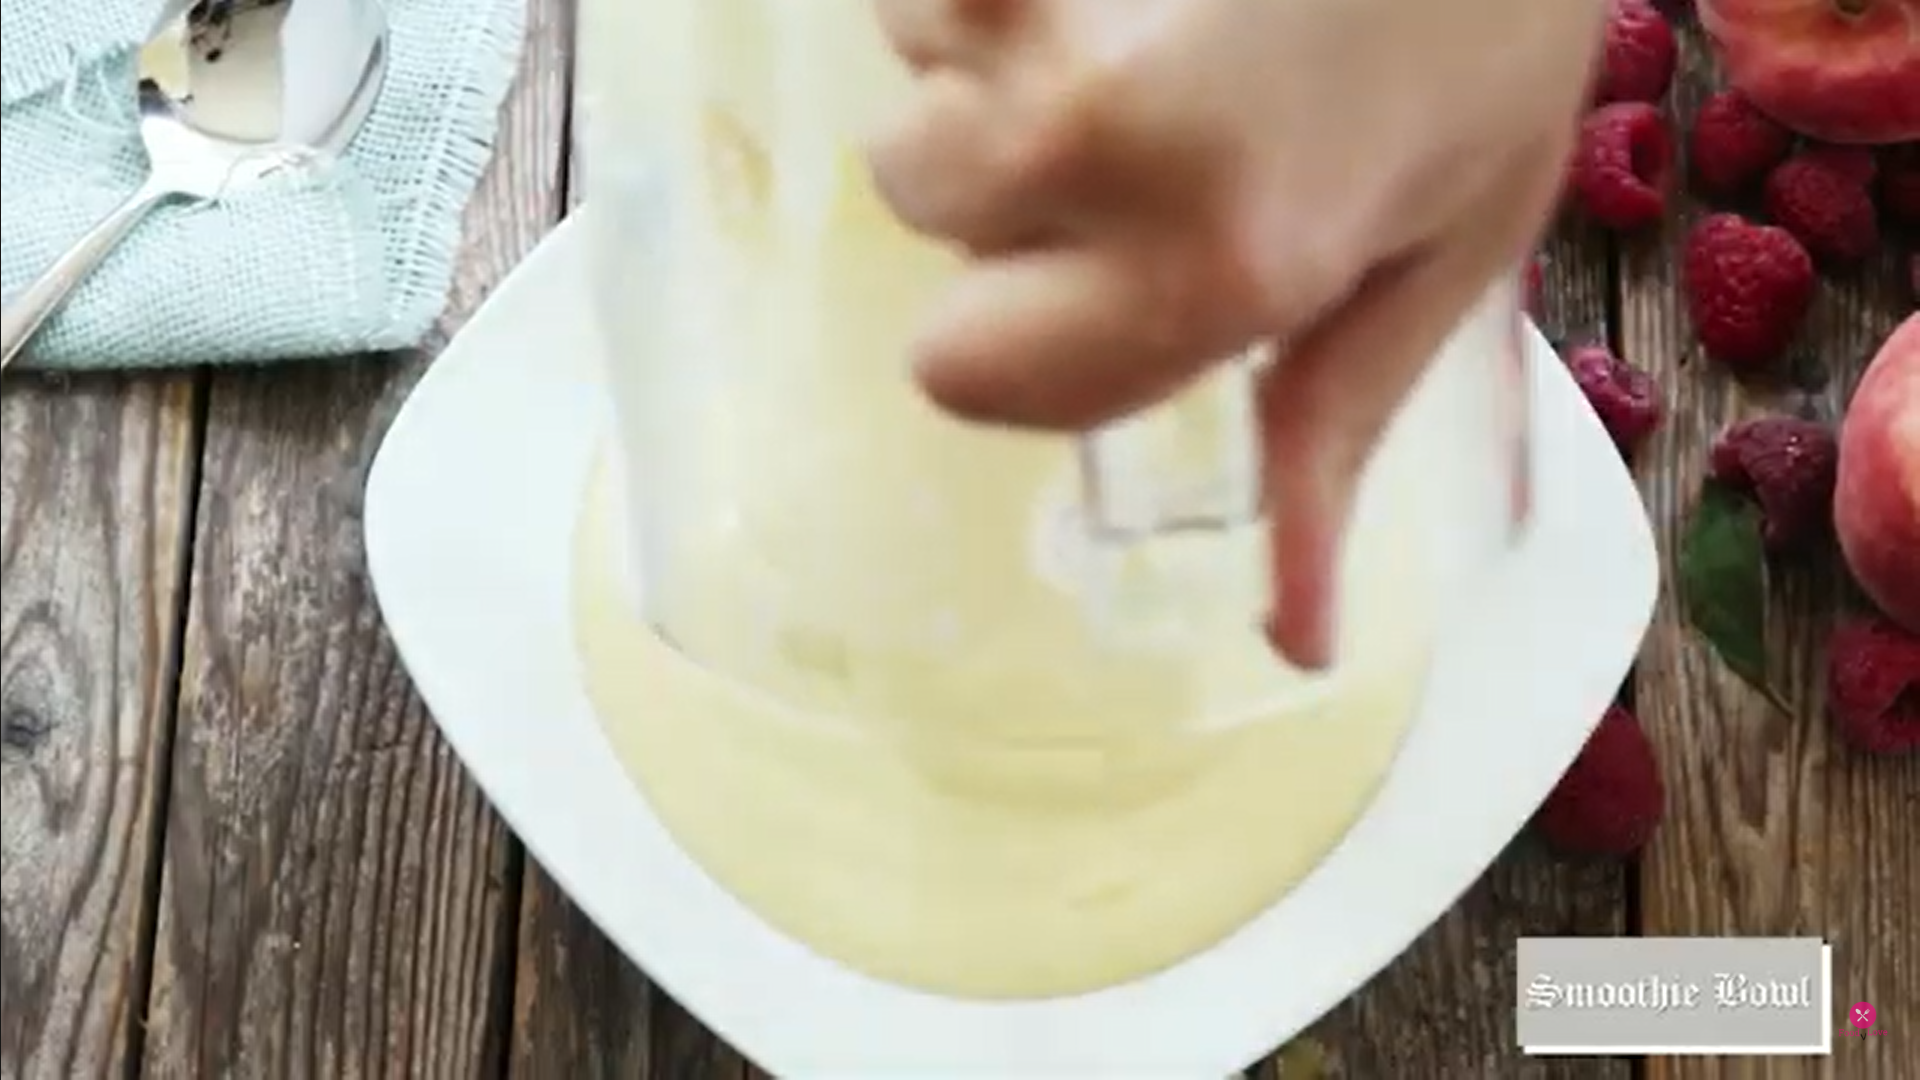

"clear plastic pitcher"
[577, 0, 1531, 997]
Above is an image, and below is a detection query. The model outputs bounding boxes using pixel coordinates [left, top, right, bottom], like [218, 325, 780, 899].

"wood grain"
[1286, 218, 1630, 1079]
[508, 859, 656, 1079]
[510, 868, 765, 1078]
[134, 1, 573, 1075]
[0, 373, 200, 1080]
[1621, 22, 1919, 1080]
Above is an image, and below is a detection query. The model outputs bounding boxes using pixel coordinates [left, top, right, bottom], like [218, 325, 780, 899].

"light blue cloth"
[0, 0, 525, 369]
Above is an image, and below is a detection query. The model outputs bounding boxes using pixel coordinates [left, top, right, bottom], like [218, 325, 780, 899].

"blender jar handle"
[1071, 273, 1531, 653]
[1073, 346, 1273, 648]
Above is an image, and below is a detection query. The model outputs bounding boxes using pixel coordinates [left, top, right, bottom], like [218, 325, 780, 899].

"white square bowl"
[364, 208, 1658, 1078]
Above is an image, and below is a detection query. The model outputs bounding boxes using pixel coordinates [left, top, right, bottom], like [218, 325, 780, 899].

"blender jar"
[577, 0, 1530, 998]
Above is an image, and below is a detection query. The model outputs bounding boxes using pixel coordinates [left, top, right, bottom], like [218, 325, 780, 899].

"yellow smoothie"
[574, 0, 1457, 998]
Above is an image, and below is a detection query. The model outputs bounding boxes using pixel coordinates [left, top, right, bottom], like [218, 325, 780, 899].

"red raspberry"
[1800, 145, 1878, 187]
[1827, 618, 1920, 755]
[1689, 91, 1792, 200]
[1524, 257, 1546, 319]
[1595, 0, 1678, 105]
[1571, 103, 1673, 231]
[1879, 143, 1920, 229]
[1567, 345, 1663, 457]
[1708, 416, 1838, 554]
[1763, 155, 1880, 265]
[1682, 214, 1815, 370]
[1535, 706, 1664, 857]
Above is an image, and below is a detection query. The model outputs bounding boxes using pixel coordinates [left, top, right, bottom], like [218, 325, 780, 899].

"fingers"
[1256, 143, 1565, 670]
[910, 243, 1248, 430]
[1256, 252, 1460, 670]
[868, 71, 1057, 248]
[873, 0, 1017, 70]
[871, 0, 1091, 248]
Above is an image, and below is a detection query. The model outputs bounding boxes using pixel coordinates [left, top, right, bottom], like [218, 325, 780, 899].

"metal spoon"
[0, 0, 389, 370]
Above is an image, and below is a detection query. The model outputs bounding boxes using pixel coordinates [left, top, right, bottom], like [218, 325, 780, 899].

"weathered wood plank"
[136, 0, 573, 1074]
[1, 373, 200, 1080]
[508, 860, 656, 1079]
[1284, 217, 1631, 1079]
[1537, 219, 1620, 350]
[512, 872, 764, 1080]
[649, 995, 758, 1080]
[1622, 22, 1918, 1080]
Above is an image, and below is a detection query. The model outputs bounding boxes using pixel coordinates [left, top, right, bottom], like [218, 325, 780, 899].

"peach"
[1835, 314, 1920, 633]
[1698, 0, 1920, 145]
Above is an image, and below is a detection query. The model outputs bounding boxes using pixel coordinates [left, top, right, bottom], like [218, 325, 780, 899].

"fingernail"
[1264, 605, 1335, 672]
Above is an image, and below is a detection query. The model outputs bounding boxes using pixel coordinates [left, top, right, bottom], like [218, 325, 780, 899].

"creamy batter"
[574, 0, 1459, 998]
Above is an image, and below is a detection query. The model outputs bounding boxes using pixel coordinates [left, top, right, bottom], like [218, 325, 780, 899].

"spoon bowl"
[146, 0, 389, 149]
[0, 0, 390, 370]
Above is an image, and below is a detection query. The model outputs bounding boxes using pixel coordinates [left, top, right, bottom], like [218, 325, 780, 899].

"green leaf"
[1677, 481, 1785, 710]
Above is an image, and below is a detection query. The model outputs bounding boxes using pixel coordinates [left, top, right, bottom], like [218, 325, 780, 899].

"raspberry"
[1571, 103, 1673, 231]
[1524, 257, 1546, 319]
[1682, 214, 1815, 370]
[1690, 91, 1792, 199]
[1800, 145, 1878, 187]
[1763, 155, 1880, 265]
[1879, 143, 1920, 229]
[1535, 706, 1664, 857]
[1567, 345, 1663, 457]
[1595, 0, 1678, 105]
[1827, 618, 1920, 755]
[1708, 416, 1838, 554]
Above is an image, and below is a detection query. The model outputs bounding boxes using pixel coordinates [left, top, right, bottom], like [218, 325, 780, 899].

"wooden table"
[3, 5, 1913, 1077]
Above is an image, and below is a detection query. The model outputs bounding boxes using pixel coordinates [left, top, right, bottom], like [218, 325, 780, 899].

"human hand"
[868, 0, 1605, 668]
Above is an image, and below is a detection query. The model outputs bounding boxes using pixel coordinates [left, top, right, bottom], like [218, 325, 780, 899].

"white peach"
[1699, 0, 1920, 145]
[1835, 314, 1920, 632]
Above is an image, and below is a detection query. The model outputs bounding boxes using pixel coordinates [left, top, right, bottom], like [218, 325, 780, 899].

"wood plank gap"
[1584, 189, 1657, 1080]
[1597, 221, 1655, 1080]
[120, 369, 212, 1080]
[482, 840, 526, 1080]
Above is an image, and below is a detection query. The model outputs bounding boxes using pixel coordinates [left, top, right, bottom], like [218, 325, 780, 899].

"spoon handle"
[1, 179, 176, 371]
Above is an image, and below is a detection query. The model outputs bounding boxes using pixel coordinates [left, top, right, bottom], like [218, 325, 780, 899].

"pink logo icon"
[1849, 1002, 1877, 1035]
